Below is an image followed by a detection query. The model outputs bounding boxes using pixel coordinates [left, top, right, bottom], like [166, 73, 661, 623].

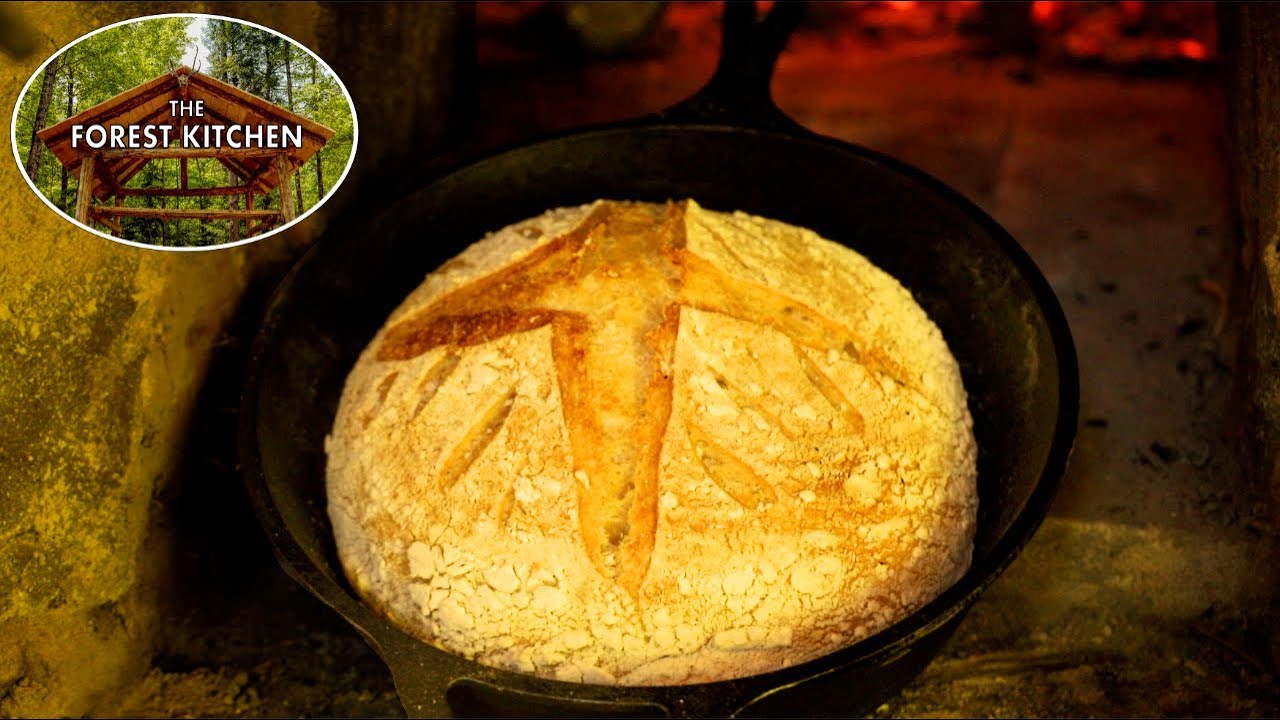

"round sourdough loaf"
[325, 199, 977, 685]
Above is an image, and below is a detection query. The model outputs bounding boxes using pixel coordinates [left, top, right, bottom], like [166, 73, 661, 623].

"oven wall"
[1221, 3, 1280, 667]
[0, 3, 461, 716]
[1221, 5, 1280, 517]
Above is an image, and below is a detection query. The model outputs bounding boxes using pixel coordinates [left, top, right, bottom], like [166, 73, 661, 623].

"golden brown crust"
[325, 199, 977, 685]
[374, 202, 690, 596]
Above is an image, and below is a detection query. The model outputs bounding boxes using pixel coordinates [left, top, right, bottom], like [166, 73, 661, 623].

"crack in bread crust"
[373, 200, 912, 597]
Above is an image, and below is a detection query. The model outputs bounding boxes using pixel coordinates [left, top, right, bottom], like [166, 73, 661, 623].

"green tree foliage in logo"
[16, 19, 189, 215]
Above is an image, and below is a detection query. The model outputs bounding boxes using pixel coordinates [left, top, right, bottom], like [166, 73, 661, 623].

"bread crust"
[325, 200, 977, 685]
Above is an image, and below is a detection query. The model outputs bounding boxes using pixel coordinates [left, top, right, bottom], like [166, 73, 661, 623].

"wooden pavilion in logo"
[36, 66, 333, 240]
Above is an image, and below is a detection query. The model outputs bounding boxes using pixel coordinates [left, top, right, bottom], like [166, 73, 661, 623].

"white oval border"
[10, 12, 359, 252]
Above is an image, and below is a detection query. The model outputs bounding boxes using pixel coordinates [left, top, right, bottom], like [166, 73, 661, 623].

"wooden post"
[180, 157, 188, 190]
[246, 190, 254, 211]
[275, 153, 296, 222]
[74, 154, 94, 224]
[101, 165, 124, 199]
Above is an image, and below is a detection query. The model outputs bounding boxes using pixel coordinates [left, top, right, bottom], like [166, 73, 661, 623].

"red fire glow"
[1177, 39, 1208, 61]
[1031, 1, 1059, 25]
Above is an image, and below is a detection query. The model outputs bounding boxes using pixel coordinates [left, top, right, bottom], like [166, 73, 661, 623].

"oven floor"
[106, 8, 1279, 717]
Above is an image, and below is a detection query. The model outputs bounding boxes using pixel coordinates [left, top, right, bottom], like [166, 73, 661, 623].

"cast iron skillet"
[240, 4, 1078, 717]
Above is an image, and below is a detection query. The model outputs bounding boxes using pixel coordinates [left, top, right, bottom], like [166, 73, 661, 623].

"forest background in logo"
[14, 16, 355, 248]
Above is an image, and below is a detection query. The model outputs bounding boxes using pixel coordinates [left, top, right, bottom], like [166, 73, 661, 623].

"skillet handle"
[659, 1, 808, 134]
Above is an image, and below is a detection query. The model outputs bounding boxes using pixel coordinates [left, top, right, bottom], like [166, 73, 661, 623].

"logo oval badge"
[11, 14, 358, 251]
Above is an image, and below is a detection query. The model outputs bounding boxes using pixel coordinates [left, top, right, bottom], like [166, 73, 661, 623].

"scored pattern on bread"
[791, 341, 865, 434]
[409, 351, 461, 420]
[674, 251, 919, 392]
[685, 421, 779, 510]
[327, 199, 978, 684]
[707, 367, 800, 441]
[437, 388, 518, 491]
[374, 200, 912, 598]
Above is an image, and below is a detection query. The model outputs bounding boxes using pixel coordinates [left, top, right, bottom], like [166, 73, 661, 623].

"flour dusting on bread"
[325, 199, 977, 685]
